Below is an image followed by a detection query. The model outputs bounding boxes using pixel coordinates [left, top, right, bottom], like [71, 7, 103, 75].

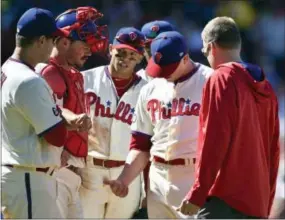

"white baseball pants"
[147, 161, 196, 219]
[52, 167, 83, 218]
[1, 167, 62, 219]
[78, 163, 141, 218]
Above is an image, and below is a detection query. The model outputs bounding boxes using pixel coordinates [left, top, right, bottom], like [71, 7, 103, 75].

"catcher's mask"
[55, 7, 109, 53]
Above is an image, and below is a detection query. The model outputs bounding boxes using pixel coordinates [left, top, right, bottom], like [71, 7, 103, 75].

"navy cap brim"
[112, 44, 143, 55]
[146, 57, 180, 78]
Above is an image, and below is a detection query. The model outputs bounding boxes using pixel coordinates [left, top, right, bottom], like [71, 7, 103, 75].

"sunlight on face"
[110, 47, 142, 73]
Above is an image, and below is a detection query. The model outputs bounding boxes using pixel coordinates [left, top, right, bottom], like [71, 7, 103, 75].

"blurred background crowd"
[1, 0, 284, 217]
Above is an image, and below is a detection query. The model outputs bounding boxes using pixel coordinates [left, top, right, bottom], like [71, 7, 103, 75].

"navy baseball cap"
[113, 27, 145, 54]
[17, 8, 68, 38]
[146, 31, 188, 78]
[141, 20, 174, 43]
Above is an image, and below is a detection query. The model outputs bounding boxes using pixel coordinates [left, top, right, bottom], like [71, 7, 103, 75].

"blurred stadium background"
[1, 0, 284, 217]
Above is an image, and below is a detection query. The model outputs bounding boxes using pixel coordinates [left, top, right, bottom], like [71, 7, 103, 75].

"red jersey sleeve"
[268, 100, 280, 215]
[129, 131, 152, 152]
[41, 65, 67, 100]
[186, 68, 238, 207]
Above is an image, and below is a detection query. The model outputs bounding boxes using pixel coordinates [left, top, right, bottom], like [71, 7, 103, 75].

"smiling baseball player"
[104, 31, 213, 219]
[78, 27, 147, 218]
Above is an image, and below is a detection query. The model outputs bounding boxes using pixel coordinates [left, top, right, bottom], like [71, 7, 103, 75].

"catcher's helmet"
[55, 7, 109, 53]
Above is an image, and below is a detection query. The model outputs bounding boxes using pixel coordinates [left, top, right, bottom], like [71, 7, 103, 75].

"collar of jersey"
[9, 57, 35, 71]
[174, 63, 200, 85]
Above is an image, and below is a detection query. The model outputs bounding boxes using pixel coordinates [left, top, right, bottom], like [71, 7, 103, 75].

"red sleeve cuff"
[185, 185, 208, 207]
[129, 131, 152, 152]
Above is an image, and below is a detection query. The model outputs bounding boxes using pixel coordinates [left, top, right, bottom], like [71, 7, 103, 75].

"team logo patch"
[151, 25, 159, 33]
[154, 52, 162, 63]
[129, 32, 137, 41]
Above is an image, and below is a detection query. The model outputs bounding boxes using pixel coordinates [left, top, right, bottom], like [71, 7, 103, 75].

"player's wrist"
[117, 174, 130, 186]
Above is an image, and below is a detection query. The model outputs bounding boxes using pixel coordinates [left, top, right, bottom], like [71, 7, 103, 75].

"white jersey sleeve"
[131, 86, 154, 136]
[14, 77, 62, 135]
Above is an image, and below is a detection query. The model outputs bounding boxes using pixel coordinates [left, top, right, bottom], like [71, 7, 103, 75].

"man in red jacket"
[178, 16, 280, 218]
[36, 7, 109, 219]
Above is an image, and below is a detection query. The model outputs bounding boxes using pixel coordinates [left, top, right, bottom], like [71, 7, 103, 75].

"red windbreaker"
[186, 62, 280, 218]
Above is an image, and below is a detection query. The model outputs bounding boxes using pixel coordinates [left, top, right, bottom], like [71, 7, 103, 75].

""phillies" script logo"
[85, 91, 135, 125]
[147, 98, 200, 123]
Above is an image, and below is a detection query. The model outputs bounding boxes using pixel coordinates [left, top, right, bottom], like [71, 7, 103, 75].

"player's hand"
[60, 149, 70, 167]
[176, 199, 200, 216]
[103, 178, 129, 198]
[74, 113, 92, 132]
[65, 113, 91, 132]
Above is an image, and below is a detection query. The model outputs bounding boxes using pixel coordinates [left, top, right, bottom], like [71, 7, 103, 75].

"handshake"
[61, 108, 92, 132]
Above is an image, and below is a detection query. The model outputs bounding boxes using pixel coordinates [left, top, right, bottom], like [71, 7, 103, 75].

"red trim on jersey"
[129, 131, 152, 152]
[112, 74, 140, 97]
[43, 121, 67, 147]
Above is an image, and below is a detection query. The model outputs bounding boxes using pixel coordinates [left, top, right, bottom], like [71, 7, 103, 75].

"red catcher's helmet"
[55, 7, 109, 53]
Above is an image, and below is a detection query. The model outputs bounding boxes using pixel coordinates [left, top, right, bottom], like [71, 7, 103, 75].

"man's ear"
[38, 35, 46, 45]
[183, 54, 189, 64]
[136, 54, 144, 64]
[109, 44, 113, 55]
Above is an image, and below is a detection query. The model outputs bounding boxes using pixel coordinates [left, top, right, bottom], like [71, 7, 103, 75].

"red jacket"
[186, 62, 280, 218]
[41, 59, 88, 157]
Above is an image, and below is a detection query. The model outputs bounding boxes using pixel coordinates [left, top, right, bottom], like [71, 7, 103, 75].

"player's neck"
[50, 49, 70, 70]
[108, 65, 133, 79]
[168, 59, 195, 82]
[215, 51, 242, 69]
[12, 47, 39, 68]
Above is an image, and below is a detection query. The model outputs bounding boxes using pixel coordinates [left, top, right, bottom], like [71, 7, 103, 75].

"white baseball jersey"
[131, 63, 213, 160]
[83, 66, 147, 160]
[1, 59, 63, 167]
[35, 63, 85, 168]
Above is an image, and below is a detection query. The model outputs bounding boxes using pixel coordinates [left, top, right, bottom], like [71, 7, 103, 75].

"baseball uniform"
[130, 31, 213, 218]
[78, 64, 147, 218]
[1, 58, 64, 219]
[1, 8, 69, 219]
[78, 27, 147, 219]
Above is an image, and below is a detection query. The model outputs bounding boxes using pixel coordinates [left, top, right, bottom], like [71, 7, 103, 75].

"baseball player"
[136, 20, 176, 214]
[35, 7, 108, 219]
[1, 8, 85, 219]
[104, 30, 213, 219]
[137, 20, 174, 82]
[77, 27, 147, 218]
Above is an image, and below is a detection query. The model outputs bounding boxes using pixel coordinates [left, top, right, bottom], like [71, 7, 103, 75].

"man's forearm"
[118, 149, 150, 186]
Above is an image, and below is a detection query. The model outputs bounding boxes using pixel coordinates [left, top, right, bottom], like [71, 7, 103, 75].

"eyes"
[115, 50, 139, 61]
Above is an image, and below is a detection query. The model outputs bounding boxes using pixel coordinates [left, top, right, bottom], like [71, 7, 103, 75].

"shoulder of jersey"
[82, 65, 106, 77]
[4, 61, 45, 85]
[197, 63, 214, 80]
[140, 77, 168, 96]
[136, 69, 153, 82]
[35, 63, 48, 76]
